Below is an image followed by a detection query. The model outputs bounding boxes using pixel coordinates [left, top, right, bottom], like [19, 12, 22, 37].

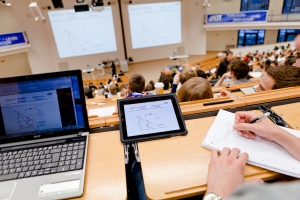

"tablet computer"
[118, 94, 187, 143]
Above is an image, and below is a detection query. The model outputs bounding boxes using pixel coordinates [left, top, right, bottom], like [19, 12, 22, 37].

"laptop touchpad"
[0, 182, 17, 200]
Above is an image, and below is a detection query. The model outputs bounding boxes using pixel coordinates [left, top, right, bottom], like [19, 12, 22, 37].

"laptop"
[0, 70, 90, 200]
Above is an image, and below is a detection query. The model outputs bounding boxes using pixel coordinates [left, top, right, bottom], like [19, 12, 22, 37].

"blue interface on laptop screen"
[0, 76, 85, 139]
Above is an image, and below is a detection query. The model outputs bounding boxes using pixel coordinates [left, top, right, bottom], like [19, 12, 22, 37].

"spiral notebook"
[202, 109, 300, 178]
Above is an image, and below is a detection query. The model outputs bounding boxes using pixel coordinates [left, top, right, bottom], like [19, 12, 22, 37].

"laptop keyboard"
[0, 139, 86, 182]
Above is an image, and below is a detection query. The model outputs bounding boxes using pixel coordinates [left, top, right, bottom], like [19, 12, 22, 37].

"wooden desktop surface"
[138, 117, 280, 200]
[271, 102, 300, 130]
[72, 131, 127, 200]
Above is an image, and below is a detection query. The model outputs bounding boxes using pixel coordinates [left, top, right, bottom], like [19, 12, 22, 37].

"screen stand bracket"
[124, 144, 130, 164]
[132, 143, 140, 163]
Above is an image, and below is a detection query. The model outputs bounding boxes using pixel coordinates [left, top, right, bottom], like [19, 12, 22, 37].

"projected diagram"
[65, 30, 106, 53]
[140, 23, 171, 45]
[15, 107, 45, 129]
[137, 113, 167, 131]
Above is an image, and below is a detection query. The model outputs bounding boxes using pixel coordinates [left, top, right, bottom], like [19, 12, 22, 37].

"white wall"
[264, 30, 278, 44]
[0, 53, 31, 77]
[206, 30, 238, 51]
[0, 5, 20, 33]
[206, 0, 241, 14]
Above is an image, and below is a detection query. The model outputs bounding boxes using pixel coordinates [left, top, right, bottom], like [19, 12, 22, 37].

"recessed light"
[6, 3, 11, 6]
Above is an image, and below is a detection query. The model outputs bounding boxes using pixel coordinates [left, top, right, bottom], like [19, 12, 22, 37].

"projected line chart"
[65, 31, 106, 53]
[140, 23, 171, 44]
[137, 113, 167, 131]
[15, 108, 45, 129]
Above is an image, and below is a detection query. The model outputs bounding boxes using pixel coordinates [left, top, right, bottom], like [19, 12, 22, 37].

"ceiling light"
[6, 3, 11, 6]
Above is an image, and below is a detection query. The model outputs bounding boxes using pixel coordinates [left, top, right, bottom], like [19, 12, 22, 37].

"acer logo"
[34, 135, 41, 138]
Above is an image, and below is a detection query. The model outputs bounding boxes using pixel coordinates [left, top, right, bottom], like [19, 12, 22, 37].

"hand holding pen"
[233, 111, 279, 142]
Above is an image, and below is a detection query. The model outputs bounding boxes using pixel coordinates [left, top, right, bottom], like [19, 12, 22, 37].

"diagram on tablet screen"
[137, 113, 167, 131]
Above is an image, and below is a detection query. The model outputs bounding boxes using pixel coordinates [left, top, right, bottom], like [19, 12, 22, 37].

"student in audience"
[214, 59, 251, 87]
[171, 69, 197, 93]
[215, 51, 233, 78]
[99, 82, 105, 89]
[255, 65, 300, 92]
[118, 84, 128, 97]
[196, 69, 207, 79]
[89, 83, 97, 90]
[108, 84, 118, 97]
[177, 77, 213, 102]
[159, 74, 173, 90]
[126, 74, 152, 97]
[205, 111, 300, 200]
[145, 80, 155, 91]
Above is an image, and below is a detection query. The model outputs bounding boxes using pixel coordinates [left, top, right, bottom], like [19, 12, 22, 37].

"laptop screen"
[0, 71, 88, 142]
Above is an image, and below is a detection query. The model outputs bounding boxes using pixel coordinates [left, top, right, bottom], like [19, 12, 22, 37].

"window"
[277, 29, 300, 42]
[240, 0, 269, 11]
[282, 0, 300, 14]
[237, 30, 266, 47]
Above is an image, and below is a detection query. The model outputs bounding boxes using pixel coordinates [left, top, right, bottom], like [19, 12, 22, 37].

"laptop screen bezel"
[0, 70, 89, 145]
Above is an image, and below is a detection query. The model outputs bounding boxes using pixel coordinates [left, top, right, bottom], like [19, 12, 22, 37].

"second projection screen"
[128, 2, 181, 49]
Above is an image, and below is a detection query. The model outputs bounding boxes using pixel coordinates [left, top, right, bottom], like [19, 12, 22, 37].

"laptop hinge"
[77, 132, 83, 136]
[132, 143, 140, 163]
[124, 144, 130, 164]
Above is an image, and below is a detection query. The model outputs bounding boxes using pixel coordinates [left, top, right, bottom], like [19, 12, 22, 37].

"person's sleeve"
[171, 84, 178, 93]
[228, 182, 300, 200]
[215, 62, 223, 78]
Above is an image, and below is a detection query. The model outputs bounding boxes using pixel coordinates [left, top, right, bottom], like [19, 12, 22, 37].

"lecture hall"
[0, 0, 300, 199]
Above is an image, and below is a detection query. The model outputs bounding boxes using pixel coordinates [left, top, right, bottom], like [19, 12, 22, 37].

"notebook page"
[202, 109, 300, 177]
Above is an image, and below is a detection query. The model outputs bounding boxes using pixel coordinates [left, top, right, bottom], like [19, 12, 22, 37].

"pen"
[248, 112, 270, 124]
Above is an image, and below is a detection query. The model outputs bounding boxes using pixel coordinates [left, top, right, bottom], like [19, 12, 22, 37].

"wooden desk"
[72, 131, 127, 200]
[138, 117, 279, 200]
[271, 103, 300, 130]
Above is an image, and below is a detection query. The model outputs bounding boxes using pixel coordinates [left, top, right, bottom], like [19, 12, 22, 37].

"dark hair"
[266, 65, 300, 89]
[285, 56, 297, 66]
[226, 51, 233, 56]
[129, 74, 145, 93]
[228, 59, 250, 79]
[196, 69, 207, 79]
[145, 80, 155, 91]
[159, 75, 173, 90]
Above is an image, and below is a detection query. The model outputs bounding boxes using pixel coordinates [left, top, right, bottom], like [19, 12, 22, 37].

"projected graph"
[137, 113, 167, 131]
[66, 31, 106, 53]
[15, 108, 45, 129]
[140, 23, 171, 45]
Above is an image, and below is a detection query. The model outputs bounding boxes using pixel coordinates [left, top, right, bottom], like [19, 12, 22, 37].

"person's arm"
[228, 181, 300, 200]
[171, 73, 180, 93]
[214, 72, 231, 87]
[233, 111, 300, 161]
[205, 148, 249, 199]
[215, 62, 223, 78]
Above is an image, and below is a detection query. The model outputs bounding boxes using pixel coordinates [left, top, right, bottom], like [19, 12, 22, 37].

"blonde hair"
[177, 77, 213, 102]
[179, 69, 197, 84]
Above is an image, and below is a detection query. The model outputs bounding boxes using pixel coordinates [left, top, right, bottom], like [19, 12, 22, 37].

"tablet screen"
[124, 99, 180, 137]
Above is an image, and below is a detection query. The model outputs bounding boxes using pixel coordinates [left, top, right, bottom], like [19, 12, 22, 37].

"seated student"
[214, 59, 251, 87]
[221, 65, 300, 97]
[255, 65, 300, 92]
[99, 82, 105, 89]
[126, 74, 152, 97]
[159, 74, 173, 90]
[177, 77, 213, 102]
[118, 84, 128, 97]
[108, 84, 118, 97]
[196, 69, 207, 79]
[145, 80, 155, 91]
[171, 69, 197, 93]
[204, 111, 300, 200]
